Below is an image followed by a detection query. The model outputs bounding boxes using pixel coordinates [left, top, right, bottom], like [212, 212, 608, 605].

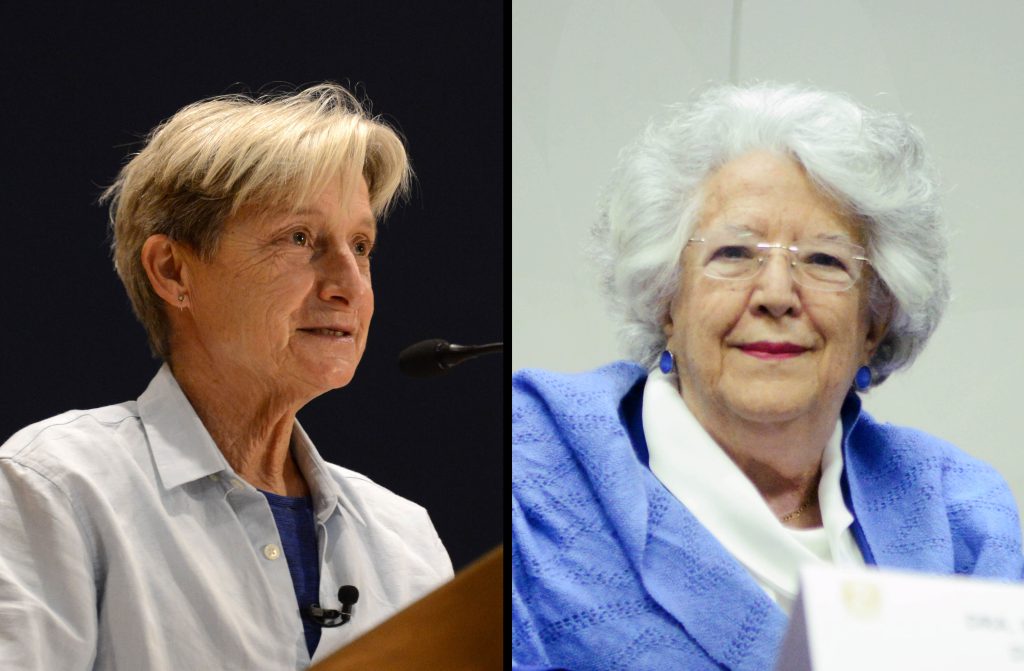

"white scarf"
[643, 366, 864, 612]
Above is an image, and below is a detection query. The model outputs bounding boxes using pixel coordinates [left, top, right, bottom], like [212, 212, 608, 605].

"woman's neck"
[168, 358, 310, 497]
[684, 395, 836, 528]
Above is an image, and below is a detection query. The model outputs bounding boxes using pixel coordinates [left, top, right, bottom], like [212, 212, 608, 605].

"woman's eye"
[291, 231, 309, 247]
[353, 239, 373, 257]
[805, 252, 847, 270]
[710, 245, 753, 261]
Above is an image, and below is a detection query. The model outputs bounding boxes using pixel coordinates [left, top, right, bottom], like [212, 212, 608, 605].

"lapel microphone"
[302, 585, 360, 627]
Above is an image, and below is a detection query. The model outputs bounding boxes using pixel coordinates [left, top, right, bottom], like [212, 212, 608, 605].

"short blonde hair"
[102, 83, 411, 359]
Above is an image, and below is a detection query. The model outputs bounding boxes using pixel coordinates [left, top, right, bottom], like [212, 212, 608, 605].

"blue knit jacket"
[512, 362, 1024, 671]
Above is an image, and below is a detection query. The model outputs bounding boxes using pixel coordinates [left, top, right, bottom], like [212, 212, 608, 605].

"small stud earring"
[659, 350, 674, 374]
[855, 365, 872, 391]
[177, 294, 186, 311]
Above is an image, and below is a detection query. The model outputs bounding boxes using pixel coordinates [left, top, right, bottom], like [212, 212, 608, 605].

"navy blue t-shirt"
[261, 490, 321, 658]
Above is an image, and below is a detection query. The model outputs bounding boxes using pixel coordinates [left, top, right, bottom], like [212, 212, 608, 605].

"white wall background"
[513, 0, 1024, 526]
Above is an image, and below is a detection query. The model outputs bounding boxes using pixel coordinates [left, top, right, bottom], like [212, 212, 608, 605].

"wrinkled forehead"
[701, 218, 863, 245]
[245, 174, 371, 214]
[694, 187, 863, 245]
[694, 150, 865, 244]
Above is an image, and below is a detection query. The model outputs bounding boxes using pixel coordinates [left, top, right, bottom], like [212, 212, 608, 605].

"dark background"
[0, 3, 503, 571]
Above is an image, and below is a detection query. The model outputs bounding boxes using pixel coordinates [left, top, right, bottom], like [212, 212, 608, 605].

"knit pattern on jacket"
[512, 362, 1024, 671]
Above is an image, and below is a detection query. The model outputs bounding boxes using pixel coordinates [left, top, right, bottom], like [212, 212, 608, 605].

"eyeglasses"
[685, 231, 871, 292]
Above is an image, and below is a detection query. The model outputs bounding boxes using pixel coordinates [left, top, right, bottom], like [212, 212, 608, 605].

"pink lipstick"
[739, 341, 807, 360]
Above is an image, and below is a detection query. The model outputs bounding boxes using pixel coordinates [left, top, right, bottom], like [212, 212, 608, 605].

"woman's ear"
[863, 297, 893, 361]
[662, 294, 680, 340]
[140, 234, 190, 308]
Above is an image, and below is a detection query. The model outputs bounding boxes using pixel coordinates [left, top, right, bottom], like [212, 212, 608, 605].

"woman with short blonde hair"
[0, 83, 452, 669]
[105, 83, 411, 359]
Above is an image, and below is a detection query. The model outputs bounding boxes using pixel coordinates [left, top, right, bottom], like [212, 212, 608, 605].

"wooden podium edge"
[311, 544, 504, 670]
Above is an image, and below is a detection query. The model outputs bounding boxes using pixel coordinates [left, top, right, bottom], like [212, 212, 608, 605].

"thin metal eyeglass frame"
[685, 237, 872, 292]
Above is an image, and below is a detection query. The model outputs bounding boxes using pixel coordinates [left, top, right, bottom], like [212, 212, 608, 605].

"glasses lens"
[792, 240, 864, 290]
[697, 237, 761, 280]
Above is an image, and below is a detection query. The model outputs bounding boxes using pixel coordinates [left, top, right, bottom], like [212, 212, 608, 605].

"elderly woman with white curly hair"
[512, 82, 1024, 670]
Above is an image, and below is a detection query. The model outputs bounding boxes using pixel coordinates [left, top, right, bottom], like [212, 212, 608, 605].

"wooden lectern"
[311, 545, 503, 670]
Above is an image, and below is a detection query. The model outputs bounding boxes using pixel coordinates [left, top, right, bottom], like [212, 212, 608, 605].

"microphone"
[398, 339, 503, 377]
[302, 585, 360, 628]
[337, 585, 358, 622]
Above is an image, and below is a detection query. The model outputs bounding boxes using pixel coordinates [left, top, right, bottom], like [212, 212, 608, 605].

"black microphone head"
[338, 585, 360, 606]
[398, 339, 450, 377]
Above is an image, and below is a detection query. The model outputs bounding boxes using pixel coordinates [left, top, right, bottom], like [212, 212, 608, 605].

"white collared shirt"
[0, 364, 453, 670]
[643, 367, 863, 613]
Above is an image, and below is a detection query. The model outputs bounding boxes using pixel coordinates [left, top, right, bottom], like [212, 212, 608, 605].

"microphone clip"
[302, 584, 360, 628]
[302, 604, 352, 628]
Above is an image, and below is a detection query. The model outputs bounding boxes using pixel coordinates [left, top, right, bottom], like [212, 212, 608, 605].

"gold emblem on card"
[840, 580, 882, 619]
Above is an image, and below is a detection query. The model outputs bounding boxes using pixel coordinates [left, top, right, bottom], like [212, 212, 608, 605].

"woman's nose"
[752, 251, 800, 318]
[318, 246, 369, 307]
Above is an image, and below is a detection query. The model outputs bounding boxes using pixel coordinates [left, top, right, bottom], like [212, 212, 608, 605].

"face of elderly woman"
[664, 151, 885, 428]
[183, 177, 375, 398]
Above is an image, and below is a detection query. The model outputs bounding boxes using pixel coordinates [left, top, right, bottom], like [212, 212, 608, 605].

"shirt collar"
[139, 363, 230, 490]
[290, 421, 367, 526]
[138, 364, 368, 526]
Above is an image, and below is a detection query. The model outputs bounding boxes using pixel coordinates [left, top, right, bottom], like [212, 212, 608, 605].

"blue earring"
[659, 350, 674, 374]
[855, 365, 872, 391]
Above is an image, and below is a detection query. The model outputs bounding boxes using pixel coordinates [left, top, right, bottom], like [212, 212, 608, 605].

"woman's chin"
[730, 403, 809, 426]
[717, 381, 821, 425]
[290, 358, 359, 396]
[317, 367, 357, 392]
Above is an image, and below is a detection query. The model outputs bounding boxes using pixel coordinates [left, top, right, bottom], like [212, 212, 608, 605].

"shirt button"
[263, 544, 281, 561]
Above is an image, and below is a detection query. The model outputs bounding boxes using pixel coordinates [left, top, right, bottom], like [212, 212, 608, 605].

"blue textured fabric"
[512, 362, 1024, 671]
[262, 490, 321, 658]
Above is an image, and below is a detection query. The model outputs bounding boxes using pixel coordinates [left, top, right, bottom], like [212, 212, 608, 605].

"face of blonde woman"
[184, 176, 376, 401]
[663, 150, 885, 430]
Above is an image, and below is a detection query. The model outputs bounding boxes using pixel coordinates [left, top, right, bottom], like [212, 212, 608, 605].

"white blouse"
[643, 367, 864, 613]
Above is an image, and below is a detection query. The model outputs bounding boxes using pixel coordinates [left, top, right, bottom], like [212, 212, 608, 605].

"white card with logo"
[774, 564, 1024, 670]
